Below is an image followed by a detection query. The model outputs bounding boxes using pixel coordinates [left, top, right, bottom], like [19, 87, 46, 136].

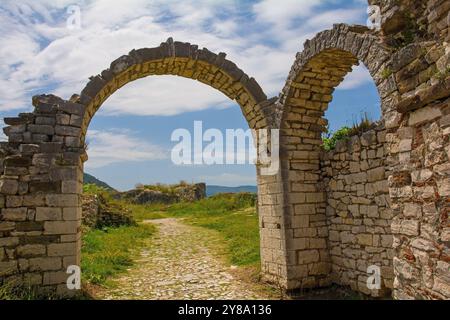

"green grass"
[0, 282, 47, 300]
[128, 193, 260, 266]
[187, 207, 260, 266]
[127, 203, 168, 221]
[83, 183, 112, 197]
[81, 224, 155, 285]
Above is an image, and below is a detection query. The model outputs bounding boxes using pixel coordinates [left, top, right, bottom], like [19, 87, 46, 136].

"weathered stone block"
[28, 257, 61, 272]
[58, 101, 85, 116]
[1, 207, 27, 221]
[43, 271, 68, 285]
[309, 238, 327, 249]
[55, 125, 81, 137]
[367, 206, 379, 218]
[0, 179, 19, 195]
[389, 186, 413, 198]
[44, 221, 78, 235]
[368, 167, 385, 182]
[391, 218, 419, 236]
[23, 195, 46, 206]
[408, 105, 442, 126]
[0, 237, 19, 247]
[381, 235, 393, 248]
[437, 178, 450, 197]
[356, 234, 372, 246]
[62, 207, 81, 221]
[0, 221, 15, 231]
[61, 181, 81, 194]
[17, 244, 46, 257]
[47, 242, 77, 257]
[308, 262, 330, 276]
[403, 203, 422, 218]
[294, 204, 316, 215]
[36, 207, 62, 221]
[6, 195, 23, 207]
[46, 194, 79, 207]
[16, 221, 43, 232]
[28, 124, 54, 135]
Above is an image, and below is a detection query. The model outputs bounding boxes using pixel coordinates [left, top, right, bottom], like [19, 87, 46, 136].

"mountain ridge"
[83, 173, 257, 196]
[206, 185, 257, 197]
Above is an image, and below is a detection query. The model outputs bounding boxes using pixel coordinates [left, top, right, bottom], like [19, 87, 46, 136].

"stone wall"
[387, 98, 450, 299]
[321, 124, 394, 297]
[81, 194, 135, 229]
[117, 183, 206, 205]
[369, 0, 449, 45]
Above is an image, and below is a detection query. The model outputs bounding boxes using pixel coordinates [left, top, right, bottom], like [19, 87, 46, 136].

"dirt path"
[95, 218, 272, 300]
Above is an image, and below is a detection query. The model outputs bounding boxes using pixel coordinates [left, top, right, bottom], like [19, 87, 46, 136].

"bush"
[323, 113, 374, 151]
[322, 126, 351, 151]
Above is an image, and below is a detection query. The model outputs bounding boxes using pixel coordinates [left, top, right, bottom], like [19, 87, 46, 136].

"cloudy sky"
[0, 0, 380, 190]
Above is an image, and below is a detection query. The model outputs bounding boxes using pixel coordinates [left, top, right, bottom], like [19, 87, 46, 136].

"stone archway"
[276, 24, 396, 295]
[274, 21, 450, 299]
[0, 39, 284, 296]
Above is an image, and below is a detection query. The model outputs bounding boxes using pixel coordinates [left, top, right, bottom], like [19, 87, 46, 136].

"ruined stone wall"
[369, 0, 449, 45]
[321, 124, 394, 297]
[117, 183, 206, 205]
[387, 98, 450, 300]
[376, 0, 450, 299]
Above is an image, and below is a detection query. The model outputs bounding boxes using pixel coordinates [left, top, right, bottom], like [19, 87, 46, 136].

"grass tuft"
[322, 112, 374, 151]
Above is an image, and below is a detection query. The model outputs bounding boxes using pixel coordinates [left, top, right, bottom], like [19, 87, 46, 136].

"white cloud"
[85, 128, 168, 168]
[0, 0, 370, 115]
[100, 76, 232, 116]
[197, 173, 256, 186]
[303, 8, 365, 31]
[253, 0, 323, 27]
[338, 64, 373, 90]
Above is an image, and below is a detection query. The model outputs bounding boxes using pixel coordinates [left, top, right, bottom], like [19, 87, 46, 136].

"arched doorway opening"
[277, 25, 396, 297]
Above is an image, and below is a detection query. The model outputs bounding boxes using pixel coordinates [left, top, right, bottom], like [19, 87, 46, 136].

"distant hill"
[206, 185, 257, 197]
[83, 173, 116, 191]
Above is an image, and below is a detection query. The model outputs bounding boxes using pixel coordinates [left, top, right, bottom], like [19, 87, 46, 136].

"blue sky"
[0, 0, 380, 190]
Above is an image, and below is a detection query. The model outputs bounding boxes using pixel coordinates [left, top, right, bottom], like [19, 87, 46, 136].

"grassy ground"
[81, 224, 155, 286]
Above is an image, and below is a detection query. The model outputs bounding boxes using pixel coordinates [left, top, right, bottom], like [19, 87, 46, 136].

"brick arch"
[0, 38, 281, 297]
[275, 24, 398, 292]
[74, 38, 272, 147]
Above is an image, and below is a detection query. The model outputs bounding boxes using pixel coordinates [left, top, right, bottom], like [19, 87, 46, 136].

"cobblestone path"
[96, 218, 271, 300]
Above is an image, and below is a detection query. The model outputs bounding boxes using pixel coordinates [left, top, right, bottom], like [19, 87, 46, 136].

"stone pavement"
[95, 218, 271, 300]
